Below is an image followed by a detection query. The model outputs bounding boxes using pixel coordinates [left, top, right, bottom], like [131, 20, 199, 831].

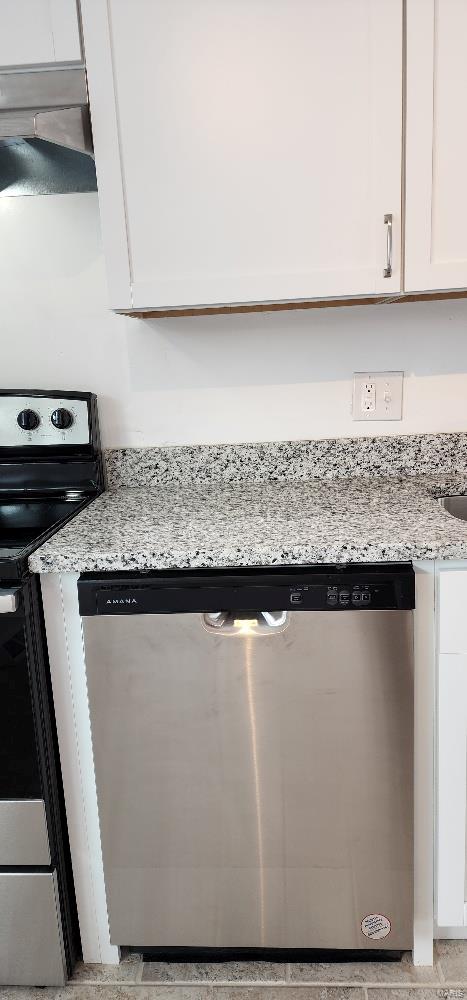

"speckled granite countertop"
[29, 434, 467, 573]
[29, 473, 467, 574]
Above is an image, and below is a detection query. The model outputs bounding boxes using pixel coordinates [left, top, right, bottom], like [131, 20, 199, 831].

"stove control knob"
[51, 408, 73, 430]
[17, 408, 40, 431]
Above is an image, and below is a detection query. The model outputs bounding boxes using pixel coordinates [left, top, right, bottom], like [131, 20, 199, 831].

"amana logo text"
[106, 597, 138, 605]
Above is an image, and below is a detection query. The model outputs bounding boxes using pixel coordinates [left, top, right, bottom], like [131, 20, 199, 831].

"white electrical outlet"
[352, 372, 403, 421]
[361, 381, 376, 414]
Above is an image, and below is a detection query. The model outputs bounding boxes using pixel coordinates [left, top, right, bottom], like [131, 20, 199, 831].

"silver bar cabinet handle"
[383, 213, 393, 278]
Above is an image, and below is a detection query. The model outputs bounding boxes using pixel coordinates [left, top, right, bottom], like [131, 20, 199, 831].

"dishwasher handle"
[202, 610, 289, 636]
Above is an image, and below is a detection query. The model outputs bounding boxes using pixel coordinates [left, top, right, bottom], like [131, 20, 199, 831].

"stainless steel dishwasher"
[78, 564, 414, 954]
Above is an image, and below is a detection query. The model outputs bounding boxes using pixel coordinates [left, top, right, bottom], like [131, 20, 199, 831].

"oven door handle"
[0, 589, 20, 613]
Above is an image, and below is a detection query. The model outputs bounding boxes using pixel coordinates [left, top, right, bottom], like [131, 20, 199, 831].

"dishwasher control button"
[290, 591, 303, 605]
[326, 587, 338, 606]
[351, 591, 362, 605]
[361, 592, 371, 605]
[338, 590, 350, 606]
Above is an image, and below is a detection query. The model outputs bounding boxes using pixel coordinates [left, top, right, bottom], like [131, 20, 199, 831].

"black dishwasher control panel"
[78, 564, 415, 616]
[325, 585, 372, 608]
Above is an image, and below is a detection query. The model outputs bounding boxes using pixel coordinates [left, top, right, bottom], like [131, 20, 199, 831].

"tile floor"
[3, 942, 467, 1000]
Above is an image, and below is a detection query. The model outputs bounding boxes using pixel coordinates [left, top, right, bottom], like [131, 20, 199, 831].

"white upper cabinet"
[0, 0, 82, 68]
[81, 0, 403, 313]
[405, 0, 467, 292]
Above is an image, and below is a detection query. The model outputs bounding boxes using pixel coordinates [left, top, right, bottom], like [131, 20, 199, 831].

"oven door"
[0, 581, 67, 985]
[0, 582, 51, 864]
[0, 584, 42, 802]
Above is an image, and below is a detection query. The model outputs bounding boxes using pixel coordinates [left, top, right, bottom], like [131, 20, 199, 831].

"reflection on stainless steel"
[245, 636, 265, 944]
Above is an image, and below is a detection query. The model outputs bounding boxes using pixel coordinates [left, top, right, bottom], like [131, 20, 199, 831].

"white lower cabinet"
[438, 653, 467, 928]
[437, 568, 467, 931]
[81, 0, 403, 312]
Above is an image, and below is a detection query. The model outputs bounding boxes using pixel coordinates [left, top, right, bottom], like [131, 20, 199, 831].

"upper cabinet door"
[0, 0, 82, 67]
[82, 0, 403, 312]
[405, 0, 467, 292]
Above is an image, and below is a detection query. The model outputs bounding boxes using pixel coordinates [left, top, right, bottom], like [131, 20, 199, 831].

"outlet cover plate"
[352, 371, 403, 421]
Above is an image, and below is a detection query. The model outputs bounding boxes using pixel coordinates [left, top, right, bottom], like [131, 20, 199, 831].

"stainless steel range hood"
[0, 67, 93, 157]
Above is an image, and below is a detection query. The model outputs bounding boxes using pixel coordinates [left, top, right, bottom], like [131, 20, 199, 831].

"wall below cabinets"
[1, 192, 467, 450]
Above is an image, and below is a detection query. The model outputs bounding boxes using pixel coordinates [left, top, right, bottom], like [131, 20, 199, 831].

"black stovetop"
[0, 390, 104, 581]
[0, 495, 89, 580]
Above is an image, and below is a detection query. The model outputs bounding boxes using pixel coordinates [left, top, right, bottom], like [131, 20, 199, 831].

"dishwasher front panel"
[82, 608, 413, 950]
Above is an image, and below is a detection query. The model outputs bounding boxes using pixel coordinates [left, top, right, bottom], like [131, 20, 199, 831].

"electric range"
[0, 390, 104, 985]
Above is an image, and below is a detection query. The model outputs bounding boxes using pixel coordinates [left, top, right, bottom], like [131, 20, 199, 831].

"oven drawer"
[0, 799, 50, 865]
[0, 870, 65, 985]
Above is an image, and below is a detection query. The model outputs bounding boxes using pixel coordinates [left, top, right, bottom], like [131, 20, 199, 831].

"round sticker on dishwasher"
[361, 914, 391, 940]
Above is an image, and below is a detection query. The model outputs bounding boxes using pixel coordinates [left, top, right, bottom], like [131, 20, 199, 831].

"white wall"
[1, 191, 467, 449]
